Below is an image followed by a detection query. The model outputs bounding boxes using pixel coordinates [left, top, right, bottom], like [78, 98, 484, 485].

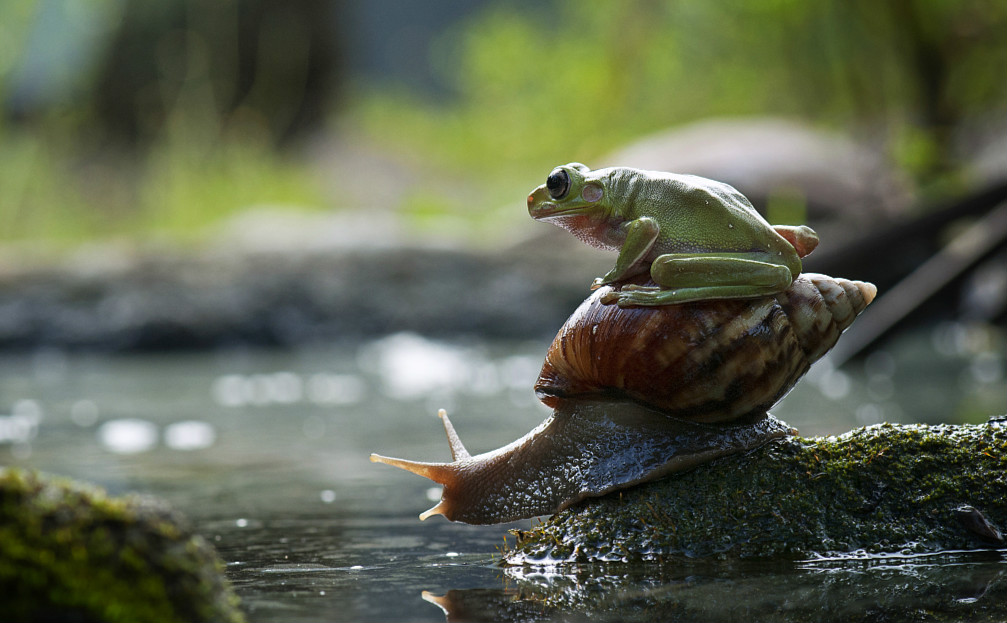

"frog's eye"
[546, 169, 571, 200]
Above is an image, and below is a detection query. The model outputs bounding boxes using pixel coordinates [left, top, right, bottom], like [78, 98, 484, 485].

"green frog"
[527, 163, 818, 306]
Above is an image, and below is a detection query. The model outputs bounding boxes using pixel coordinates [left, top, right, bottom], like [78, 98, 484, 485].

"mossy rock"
[506, 418, 1007, 564]
[0, 468, 244, 623]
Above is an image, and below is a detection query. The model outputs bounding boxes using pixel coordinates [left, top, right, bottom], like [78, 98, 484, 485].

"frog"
[527, 162, 819, 307]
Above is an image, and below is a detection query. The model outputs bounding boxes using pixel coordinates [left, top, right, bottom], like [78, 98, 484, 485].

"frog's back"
[612, 168, 791, 256]
[628, 169, 761, 219]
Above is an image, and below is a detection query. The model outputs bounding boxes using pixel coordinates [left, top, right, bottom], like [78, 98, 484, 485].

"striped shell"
[536, 273, 876, 423]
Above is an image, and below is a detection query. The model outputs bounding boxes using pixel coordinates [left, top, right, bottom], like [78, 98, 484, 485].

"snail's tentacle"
[437, 409, 471, 461]
[368, 452, 460, 521]
[367, 410, 468, 485]
[368, 410, 472, 520]
[368, 453, 452, 485]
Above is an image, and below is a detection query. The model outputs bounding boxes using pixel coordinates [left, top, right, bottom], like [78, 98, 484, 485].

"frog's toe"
[599, 291, 621, 305]
[613, 290, 664, 307]
[619, 284, 661, 292]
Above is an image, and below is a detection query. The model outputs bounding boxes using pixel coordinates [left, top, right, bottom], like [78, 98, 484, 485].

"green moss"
[506, 418, 1007, 564]
[0, 468, 244, 623]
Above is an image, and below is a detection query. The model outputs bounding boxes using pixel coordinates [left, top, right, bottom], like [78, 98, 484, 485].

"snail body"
[371, 273, 876, 525]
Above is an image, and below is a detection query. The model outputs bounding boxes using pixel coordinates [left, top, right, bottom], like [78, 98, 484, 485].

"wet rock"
[0, 468, 244, 623]
[506, 418, 1007, 564]
[0, 244, 602, 352]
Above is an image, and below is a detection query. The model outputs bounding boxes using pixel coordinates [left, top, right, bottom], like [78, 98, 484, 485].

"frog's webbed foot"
[600, 286, 680, 307]
[601, 284, 779, 307]
[593, 270, 647, 291]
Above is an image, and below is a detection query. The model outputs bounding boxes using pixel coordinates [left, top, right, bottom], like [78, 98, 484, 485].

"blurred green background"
[1, 0, 1005, 247]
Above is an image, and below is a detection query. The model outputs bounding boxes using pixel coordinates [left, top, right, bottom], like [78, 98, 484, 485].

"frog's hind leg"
[611, 254, 793, 306]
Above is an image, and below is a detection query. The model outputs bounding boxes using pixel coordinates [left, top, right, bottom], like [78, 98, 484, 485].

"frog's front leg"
[602, 253, 793, 307]
[590, 216, 659, 289]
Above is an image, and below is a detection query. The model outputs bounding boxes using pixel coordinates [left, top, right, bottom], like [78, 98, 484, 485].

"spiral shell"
[535, 273, 876, 423]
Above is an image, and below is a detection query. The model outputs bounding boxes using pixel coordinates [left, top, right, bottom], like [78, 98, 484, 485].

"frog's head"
[528, 163, 612, 224]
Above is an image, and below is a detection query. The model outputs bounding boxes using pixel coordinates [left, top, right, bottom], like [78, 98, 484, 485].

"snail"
[370, 272, 876, 525]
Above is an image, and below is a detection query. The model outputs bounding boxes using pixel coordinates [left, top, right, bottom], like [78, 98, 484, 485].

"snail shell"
[371, 273, 876, 525]
[537, 273, 876, 423]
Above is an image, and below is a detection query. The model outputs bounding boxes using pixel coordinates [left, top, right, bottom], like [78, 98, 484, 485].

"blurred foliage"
[1, 0, 1005, 245]
[356, 0, 1007, 201]
[0, 120, 324, 244]
[0, 0, 329, 246]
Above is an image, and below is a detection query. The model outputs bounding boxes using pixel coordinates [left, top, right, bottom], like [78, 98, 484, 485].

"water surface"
[1, 327, 1004, 621]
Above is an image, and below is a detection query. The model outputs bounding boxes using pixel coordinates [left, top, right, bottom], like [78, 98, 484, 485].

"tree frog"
[527, 163, 819, 307]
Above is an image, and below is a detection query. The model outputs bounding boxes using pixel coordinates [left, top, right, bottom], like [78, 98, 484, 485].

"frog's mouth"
[527, 186, 590, 220]
[529, 202, 588, 220]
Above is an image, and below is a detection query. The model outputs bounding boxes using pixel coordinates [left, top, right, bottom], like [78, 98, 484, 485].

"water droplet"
[320, 489, 336, 503]
[236, 518, 249, 528]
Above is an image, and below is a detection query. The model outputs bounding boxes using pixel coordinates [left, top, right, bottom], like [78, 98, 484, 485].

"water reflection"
[421, 588, 543, 623]
[357, 331, 542, 411]
[414, 552, 1007, 623]
[338, 549, 1007, 623]
[164, 420, 217, 450]
[212, 371, 367, 407]
[97, 418, 158, 454]
[94, 417, 217, 453]
[0, 325, 1003, 622]
[0, 399, 42, 447]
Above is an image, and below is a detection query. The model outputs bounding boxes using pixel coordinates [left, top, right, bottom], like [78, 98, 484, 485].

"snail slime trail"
[371, 166, 876, 525]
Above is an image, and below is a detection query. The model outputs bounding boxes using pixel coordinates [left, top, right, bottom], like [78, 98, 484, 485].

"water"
[1, 327, 1004, 622]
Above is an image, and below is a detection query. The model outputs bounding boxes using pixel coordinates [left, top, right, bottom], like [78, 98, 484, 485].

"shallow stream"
[1, 325, 1004, 621]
